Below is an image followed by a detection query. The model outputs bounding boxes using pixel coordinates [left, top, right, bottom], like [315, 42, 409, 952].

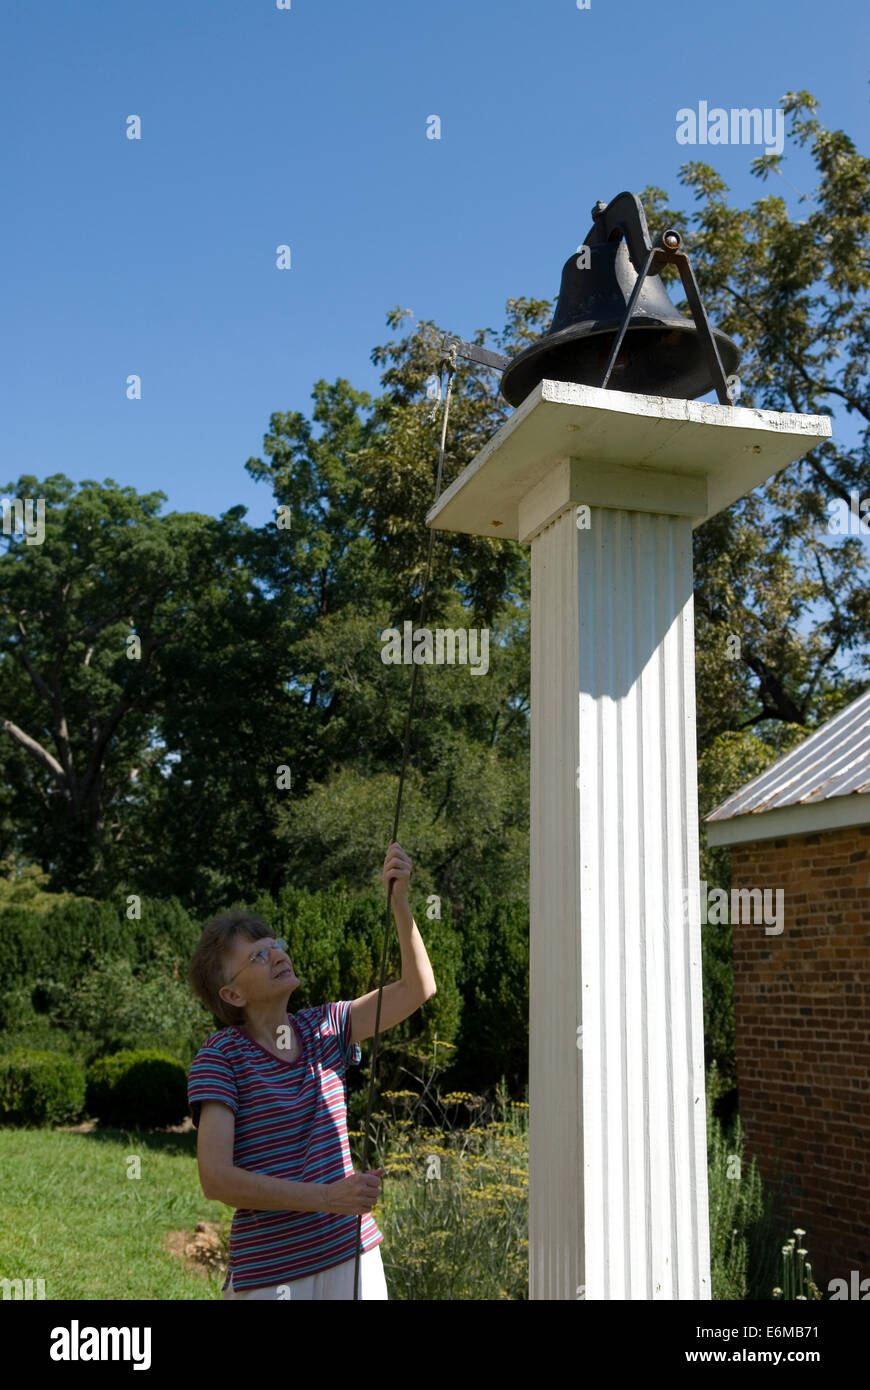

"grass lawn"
[0, 1125, 227, 1299]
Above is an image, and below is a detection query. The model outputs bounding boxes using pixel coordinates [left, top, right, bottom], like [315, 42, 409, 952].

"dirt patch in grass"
[165, 1222, 226, 1277]
[57, 1116, 195, 1135]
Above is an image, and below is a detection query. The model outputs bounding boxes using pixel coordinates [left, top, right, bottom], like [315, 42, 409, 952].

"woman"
[187, 839, 436, 1300]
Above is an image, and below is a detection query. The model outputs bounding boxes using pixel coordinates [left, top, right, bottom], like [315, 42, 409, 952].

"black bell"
[500, 192, 740, 408]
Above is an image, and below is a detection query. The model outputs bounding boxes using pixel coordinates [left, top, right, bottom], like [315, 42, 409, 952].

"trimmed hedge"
[0, 1048, 86, 1126]
[85, 1049, 189, 1129]
[0, 895, 200, 996]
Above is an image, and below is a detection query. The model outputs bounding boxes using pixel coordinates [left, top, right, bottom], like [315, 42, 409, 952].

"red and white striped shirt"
[187, 1000, 383, 1290]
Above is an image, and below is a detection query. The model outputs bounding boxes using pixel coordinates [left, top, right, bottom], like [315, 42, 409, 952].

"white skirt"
[222, 1244, 388, 1300]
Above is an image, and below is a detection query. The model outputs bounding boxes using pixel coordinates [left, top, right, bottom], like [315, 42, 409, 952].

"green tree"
[241, 312, 545, 909]
[645, 90, 869, 753]
[0, 476, 289, 902]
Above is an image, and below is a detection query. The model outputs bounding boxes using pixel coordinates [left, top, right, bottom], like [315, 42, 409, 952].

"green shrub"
[0, 893, 200, 997]
[0, 1047, 86, 1126]
[707, 1060, 770, 1299]
[702, 909, 736, 1097]
[0, 853, 77, 912]
[85, 1049, 188, 1128]
[0, 1017, 66, 1060]
[446, 883, 528, 1095]
[0, 983, 39, 1032]
[55, 955, 213, 1067]
[0, 982, 87, 1063]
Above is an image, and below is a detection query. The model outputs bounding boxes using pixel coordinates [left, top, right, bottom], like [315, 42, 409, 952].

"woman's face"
[222, 935, 300, 1008]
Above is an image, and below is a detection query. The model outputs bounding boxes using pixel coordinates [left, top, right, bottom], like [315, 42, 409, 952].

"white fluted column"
[529, 503, 707, 1299]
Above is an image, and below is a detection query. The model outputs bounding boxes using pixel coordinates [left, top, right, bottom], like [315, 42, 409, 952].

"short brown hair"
[188, 910, 273, 1028]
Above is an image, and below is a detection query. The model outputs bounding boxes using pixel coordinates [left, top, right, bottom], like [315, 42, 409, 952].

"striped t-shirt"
[187, 1000, 383, 1290]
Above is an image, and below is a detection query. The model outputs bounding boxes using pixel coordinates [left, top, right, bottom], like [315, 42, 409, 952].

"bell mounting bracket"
[590, 192, 735, 406]
[440, 190, 737, 407]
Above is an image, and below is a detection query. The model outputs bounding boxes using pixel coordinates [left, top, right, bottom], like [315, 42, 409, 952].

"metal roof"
[705, 687, 870, 822]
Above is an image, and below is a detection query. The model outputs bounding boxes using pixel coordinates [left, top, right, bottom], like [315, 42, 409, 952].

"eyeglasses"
[225, 937, 289, 987]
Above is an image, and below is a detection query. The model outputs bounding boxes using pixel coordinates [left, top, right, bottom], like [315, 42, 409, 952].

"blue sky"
[1, 0, 867, 529]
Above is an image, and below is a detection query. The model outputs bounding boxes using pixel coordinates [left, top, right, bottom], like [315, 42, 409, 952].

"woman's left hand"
[382, 840, 411, 897]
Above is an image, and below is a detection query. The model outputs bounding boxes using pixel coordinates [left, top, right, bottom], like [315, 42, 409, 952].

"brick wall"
[730, 821, 870, 1291]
